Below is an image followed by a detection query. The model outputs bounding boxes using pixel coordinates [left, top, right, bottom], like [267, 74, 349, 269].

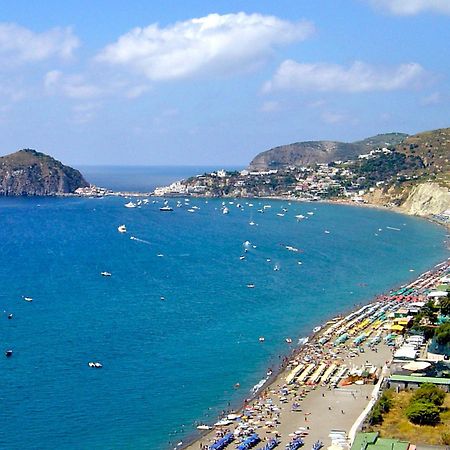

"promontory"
[0, 149, 88, 196]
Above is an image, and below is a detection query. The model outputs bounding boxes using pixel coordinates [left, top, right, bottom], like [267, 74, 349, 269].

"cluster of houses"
[153, 160, 382, 201]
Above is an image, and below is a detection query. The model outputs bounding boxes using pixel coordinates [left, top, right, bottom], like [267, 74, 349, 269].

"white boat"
[124, 202, 136, 208]
[249, 221, 256, 226]
[324, 230, 330, 234]
[259, 337, 265, 342]
[247, 283, 255, 288]
[239, 256, 245, 260]
[222, 207, 229, 214]
[101, 271, 112, 277]
[23, 297, 33, 302]
[187, 208, 195, 213]
[160, 205, 173, 212]
[277, 213, 284, 217]
[117, 224, 127, 233]
[286, 245, 299, 252]
[295, 214, 305, 220]
[307, 211, 314, 215]
[88, 361, 103, 368]
[313, 326, 322, 333]
[285, 338, 293, 344]
[196, 425, 212, 431]
[274, 265, 280, 271]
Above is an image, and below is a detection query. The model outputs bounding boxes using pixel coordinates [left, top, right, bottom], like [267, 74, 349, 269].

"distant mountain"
[0, 149, 89, 196]
[247, 133, 408, 170]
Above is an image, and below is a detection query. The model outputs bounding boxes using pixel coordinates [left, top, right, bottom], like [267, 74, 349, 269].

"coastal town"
[182, 259, 450, 450]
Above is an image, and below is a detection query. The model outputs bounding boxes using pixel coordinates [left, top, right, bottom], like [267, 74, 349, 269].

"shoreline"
[178, 256, 450, 450]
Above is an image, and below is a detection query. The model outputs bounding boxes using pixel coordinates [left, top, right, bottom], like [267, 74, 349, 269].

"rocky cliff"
[364, 182, 450, 217]
[399, 183, 450, 216]
[0, 149, 89, 196]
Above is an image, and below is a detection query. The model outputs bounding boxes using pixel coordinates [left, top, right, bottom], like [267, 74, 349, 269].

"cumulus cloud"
[263, 60, 426, 93]
[367, 0, 450, 15]
[96, 12, 314, 80]
[0, 23, 80, 64]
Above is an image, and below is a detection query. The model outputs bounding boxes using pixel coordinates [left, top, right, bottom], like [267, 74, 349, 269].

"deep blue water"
[0, 194, 448, 450]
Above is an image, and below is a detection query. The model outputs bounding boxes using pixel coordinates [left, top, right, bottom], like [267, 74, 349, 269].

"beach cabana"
[286, 364, 305, 384]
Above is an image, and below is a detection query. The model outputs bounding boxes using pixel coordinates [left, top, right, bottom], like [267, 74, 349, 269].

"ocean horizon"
[0, 184, 448, 449]
[77, 165, 242, 193]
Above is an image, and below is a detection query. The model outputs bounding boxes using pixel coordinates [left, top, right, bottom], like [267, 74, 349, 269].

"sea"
[0, 166, 448, 450]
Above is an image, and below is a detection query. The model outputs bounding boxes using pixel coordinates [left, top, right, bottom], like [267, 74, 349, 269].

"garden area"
[367, 384, 450, 445]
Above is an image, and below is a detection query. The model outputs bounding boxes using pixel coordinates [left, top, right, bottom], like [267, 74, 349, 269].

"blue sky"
[0, 0, 449, 166]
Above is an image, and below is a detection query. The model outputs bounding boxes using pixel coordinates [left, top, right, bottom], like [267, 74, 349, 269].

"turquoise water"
[0, 196, 448, 450]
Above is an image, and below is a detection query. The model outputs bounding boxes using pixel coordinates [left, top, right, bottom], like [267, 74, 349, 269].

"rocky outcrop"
[399, 182, 450, 216]
[364, 182, 450, 217]
[0, 149, 89, 196]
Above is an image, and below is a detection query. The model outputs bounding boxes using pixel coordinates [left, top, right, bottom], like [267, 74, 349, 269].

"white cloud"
[71, 102, 101, 124]
[368, 0, 450, 15]
[0, 23, 80, 64]
[96, 12, 314, 81]
[44, 70, 103, 99]
[263, 60, 426, 93]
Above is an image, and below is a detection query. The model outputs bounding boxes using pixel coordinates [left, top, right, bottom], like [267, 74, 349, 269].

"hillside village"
[153, 127, 450, 221]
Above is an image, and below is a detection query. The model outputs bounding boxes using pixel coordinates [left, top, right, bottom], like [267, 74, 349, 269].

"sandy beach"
[181, 258, 450, 450]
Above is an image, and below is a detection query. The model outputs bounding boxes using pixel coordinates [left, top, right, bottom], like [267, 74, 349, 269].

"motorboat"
[187, 208, 195, 213]
[249, 221, 256, 226]
[274, 265, 280, 271]
[117, 224, 127, 233]
[88, 361, 103, 368]
[159, 205, 173, 212]
[276, 213, 284, 217]
[196, 424, 212, 431]
[124, 201, 136, 208]
[23, 297, 33, 302]
[247, 283, 255, 288]
[259, 337, 265, 342]
[222, 207, 229, 214]
[313, 326, 322, 333]
[101, 271, 112, 277]
[5, 349, 13, 357]
[240, 256, 246, 260]
[7, 313, 13, 319]
[285, 338, 293, 344]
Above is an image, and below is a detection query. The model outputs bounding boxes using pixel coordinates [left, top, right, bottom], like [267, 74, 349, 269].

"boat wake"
[130, 236, 151, 245]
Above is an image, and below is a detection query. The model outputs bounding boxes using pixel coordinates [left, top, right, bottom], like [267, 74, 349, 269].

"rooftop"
[351, 432, 410, 450]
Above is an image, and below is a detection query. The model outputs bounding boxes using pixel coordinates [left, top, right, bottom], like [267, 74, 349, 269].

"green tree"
[406, 401, 441, 425]
[412, 383, 446, 406]
[439, 296, 450, 316]
[436, 323, 450, 346]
